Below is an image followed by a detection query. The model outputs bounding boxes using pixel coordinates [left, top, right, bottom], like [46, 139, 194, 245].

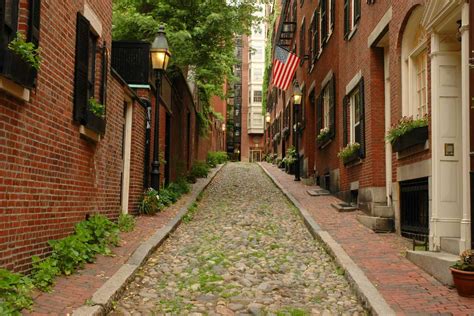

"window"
[0, 0, 41, 88]
[316, 76, 335, 140]
[343, 78, 365, 157]
[73, 12, 106, 134]
[401, 7, 428, 119]
[253, 90, 262, 103]
[299, 19, 305, 60]
[253, 68, 263, 82]
[311, 0, 335, 63]
[344, 0, 361, 39]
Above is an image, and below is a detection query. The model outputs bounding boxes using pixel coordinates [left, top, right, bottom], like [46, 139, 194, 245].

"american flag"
[272, 45, 300, 90]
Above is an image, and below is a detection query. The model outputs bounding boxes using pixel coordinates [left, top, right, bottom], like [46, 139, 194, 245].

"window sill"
[396, 140, 430, 160]
[318, 138, 332, 149]
[80, 124, 101, 143]
[0, 75, 31, 102]
[346, 24, 359, 41]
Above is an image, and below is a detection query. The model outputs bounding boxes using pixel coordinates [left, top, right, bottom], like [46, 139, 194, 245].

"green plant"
[138, 188, 163, 215]
[118, 213, 136, 232]
[189, 161, 210, 179]
[452, 249, 474, 271]
[88, 98, 105, 118]
[282, 146, 297, 167]
[8, 32, 41, 70]
[207, 151, 228, 167]
[0, 269, 34, 314]
[183, 202, 198, 223]
[337, 143, 361, 162]
[316, 127, 331, 143]
[30, 256, 60, 292]
[386, 115, 428, 144]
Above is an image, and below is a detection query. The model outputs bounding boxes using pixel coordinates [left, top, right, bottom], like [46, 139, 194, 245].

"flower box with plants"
[387, 116, 428, 153]
[282, 126, 290, 138]
[1, 33, 41, 88]
[317, 127, 332, 148]
[272, 132, 281, 144]
[86, 98, 106, 134]
[338, 142, 361, 165]
[451, 249, 474, 297]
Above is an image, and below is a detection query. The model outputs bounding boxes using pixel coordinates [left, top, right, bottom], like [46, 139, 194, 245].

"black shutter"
[331, 0, 335, 31]
[0, 0, 5, 49]
[329, 76, 336, 138]
[358, 78, 366, 157]
[28, 0, 41, 46]
[344, 0, 350, 39]
[316, 93, 322, 136]
[314, 10, 319, 59]
[73, 13, 90, 123]
[343, 95, 348, 146]
[354, 0, 361, 24]
[321, 0, 327, 44]
[100, 42, 108, 108]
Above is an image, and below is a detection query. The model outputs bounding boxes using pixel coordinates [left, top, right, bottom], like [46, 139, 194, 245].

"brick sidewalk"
[260, 162, 474, 315]
[25, 175, 214, 316]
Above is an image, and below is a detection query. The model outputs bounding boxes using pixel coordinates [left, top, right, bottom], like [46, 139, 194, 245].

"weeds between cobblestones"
[110, 163, 366, 316]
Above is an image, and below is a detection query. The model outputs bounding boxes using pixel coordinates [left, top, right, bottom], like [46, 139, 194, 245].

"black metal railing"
[111, 41, 151, 85]
[400, 177, 429, 239]
[0, 48, 37, 88]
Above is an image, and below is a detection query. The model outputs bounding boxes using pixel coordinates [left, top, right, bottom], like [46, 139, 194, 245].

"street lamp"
[265, 112, 271, 123]
[293, 81, 302, 182]
[150, 25, 171, 191]
[221, 123, 226, 132]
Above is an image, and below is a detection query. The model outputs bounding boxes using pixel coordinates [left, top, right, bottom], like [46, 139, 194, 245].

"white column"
[460, 2, 471, 252]
[430, 32, 441, 251]
[384, 47, 392, 206]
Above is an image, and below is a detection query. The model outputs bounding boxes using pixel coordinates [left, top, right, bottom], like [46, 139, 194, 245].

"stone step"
[307, 188, 330, 196]
[440, 237, 461, 255]
[372, 205, 394, 218]
[406, 250, 457, 286]
[356, 215, 394, 233]
[331, 202, 357, 212]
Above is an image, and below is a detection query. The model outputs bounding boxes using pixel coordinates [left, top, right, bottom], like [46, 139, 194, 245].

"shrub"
[30, 256, 60, 292]
[452, 249, 474, 271]
[189, 161, 210, 179]
[138, 188, 163, 215]
[207, 151, 228, 167]
[118, 213, 136, 232]
[0, 269, 33, 314]
[282, 146, 297, 167]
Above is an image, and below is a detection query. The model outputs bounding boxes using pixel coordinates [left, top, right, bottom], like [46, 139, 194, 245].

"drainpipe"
[384, 47, 392, 206]
[142, 99, 152, 189]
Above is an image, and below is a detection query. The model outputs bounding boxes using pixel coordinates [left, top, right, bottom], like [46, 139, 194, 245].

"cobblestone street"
[110, 163, 365, 315]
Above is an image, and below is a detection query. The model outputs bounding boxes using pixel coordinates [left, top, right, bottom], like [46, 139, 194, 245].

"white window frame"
[253, 90, 263, 103]
[351, 0, 356, 29]
[349, 88, 361, 144]
[327, 0, 333, 37]
[407, 44, 428, 118]
[323, 85, 330, 129]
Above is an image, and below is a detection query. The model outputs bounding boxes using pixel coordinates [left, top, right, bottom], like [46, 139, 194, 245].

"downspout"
[141, 99, 152, 189]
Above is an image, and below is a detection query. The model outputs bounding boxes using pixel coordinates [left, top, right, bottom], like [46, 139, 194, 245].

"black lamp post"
[293, 81, 302, 182]
[150, 26, 171, 191]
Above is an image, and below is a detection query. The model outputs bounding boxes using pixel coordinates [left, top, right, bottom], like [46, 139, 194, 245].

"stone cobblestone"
[110, 163, 365, 315]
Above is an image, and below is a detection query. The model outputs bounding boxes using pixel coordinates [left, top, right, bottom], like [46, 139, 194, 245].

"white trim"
[368, 7, 392, 48]
[121, 102, 133, 214]
[83, 3, 103, 36]
[129, 84, 151, 89]
[345, 70, 362, 95]
[321, 70, 334, 89]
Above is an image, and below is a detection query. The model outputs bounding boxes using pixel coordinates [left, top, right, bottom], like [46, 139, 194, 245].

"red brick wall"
[0, 0, 148, 272]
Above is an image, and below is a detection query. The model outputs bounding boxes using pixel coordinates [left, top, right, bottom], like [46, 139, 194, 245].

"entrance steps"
[406, 250, 457, 286]
[356, 204, 394, 233]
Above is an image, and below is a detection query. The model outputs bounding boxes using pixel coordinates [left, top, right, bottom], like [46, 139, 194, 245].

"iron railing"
[111, 41, 151, 85]
[400, 177, 429, 239]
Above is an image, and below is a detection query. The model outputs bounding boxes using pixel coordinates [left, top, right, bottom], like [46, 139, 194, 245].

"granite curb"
[258, 163, 396, 316]
[72, 164, 225, 316]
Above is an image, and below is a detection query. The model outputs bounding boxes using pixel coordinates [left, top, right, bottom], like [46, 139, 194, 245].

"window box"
[0, 48, 37, 88]
[282, 127, 290, 139]
[392, 126, 428, 153]
[85, 108, 106, 135]
[343, 150, 360, 165]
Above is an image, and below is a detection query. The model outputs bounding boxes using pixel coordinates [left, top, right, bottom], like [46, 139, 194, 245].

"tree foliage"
[113, 0, 263, 132]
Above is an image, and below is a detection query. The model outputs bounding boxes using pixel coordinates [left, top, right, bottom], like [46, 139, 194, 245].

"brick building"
[0, 0, 226, 273]
[266, 0, 471, 283]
